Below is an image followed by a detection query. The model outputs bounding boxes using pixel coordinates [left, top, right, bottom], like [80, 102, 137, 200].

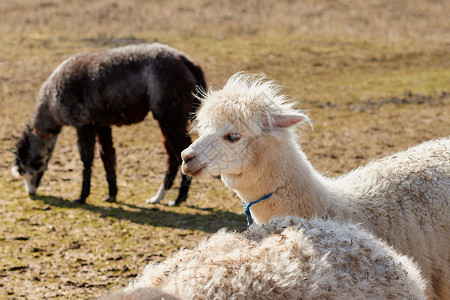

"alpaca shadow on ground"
[30, 195, 247, 233]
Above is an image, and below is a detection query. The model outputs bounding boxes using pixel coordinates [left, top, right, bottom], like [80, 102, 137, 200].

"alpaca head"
[12, 125, 56, 195]
[181, 73, 311, 181]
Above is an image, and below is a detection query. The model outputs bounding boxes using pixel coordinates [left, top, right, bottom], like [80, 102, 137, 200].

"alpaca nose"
[181, 149, 196, 164]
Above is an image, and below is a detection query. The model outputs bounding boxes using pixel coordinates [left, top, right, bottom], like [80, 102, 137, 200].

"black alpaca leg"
[164, 154, 182, 206]
[146, 145, 180, 205]
[146, 119, 188, 205]
[162, 124, 193, 207]
[172, 174, 192, 206]
[73, 124, 96, 204]
[96, 126, 117, 203]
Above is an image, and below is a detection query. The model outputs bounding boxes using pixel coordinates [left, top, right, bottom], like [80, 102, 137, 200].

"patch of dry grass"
[0, 0, 449, 298]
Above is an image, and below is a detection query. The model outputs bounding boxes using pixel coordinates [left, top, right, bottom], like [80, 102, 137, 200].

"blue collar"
[242, 192, 273, 226]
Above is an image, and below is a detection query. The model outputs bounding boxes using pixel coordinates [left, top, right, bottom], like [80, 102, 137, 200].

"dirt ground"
[0, 0, 449, 299]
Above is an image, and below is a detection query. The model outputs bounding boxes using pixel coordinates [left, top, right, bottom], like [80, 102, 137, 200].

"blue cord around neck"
[242, 192, 273, 226]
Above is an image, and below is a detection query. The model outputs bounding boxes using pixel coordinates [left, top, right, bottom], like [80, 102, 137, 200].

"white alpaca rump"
[126, 217, 427, 300]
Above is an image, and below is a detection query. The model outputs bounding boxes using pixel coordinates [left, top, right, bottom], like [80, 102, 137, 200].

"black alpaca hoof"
[103, 196, 116, 203]
[168, 197, 186, 207]
[72, 198, 86, 204]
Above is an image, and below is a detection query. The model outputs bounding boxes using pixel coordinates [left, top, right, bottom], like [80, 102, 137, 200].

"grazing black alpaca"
[12, 43, 206, 205]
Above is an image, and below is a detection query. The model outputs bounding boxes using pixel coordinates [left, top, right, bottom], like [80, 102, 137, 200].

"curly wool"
[127, 216, 426, 300]
[103, 287, 181, 300]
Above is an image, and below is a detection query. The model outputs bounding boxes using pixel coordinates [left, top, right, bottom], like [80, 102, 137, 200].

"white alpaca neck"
[222, 132, 343, 224]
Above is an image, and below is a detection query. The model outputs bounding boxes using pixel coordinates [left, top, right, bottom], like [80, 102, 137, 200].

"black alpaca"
[12, 43, 206, 205]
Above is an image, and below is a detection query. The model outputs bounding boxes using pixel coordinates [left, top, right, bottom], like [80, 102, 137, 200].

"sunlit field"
[1, 0, 449, 298]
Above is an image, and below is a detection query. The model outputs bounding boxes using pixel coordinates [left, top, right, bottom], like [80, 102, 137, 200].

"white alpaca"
[181, 73, 450, 299]
[126, 216, 426, 299]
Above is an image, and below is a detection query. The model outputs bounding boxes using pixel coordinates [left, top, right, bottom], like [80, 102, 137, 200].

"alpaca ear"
[263, 113, 310, 129]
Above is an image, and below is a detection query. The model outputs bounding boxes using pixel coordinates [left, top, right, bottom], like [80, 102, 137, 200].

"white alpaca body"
[181, 73, 450, 299]
[244, 136, 449, 299]
[127, 217, 426, 299]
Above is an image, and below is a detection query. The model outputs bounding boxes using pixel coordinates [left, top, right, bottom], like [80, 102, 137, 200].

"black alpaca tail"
[180, 56, 207, 112]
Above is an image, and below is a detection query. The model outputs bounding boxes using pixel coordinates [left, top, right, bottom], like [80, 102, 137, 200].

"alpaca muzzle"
[11, 165, 21, 179]
[181, 149, 206, 177]
[23, 173, 37, 195]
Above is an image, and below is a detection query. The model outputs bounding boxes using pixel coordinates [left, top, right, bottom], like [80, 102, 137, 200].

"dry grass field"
[1, 0, 449, 298]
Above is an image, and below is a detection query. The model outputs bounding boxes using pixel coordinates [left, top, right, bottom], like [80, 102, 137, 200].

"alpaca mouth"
[190, 167, 205, 177]
[24, 177, 37, 195]
[11, 166, 21, 179]
[182, 163, 206, 177]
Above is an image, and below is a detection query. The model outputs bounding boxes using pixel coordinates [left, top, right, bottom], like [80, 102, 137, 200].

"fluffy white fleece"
[126, 216, 426, 300]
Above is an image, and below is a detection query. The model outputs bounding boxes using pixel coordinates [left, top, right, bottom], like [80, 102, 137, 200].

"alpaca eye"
[223, 133, 241, 143]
